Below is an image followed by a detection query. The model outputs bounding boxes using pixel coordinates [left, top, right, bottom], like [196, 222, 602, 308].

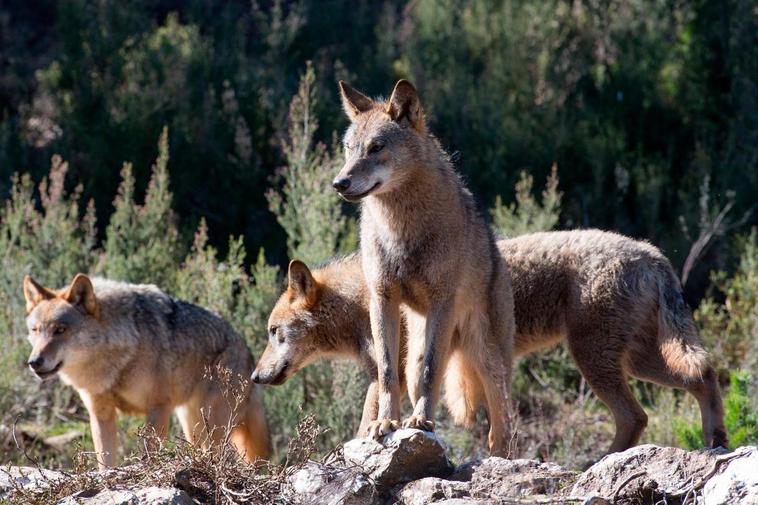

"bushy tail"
[657, 268, 710, 380]
[443, 351, 483, 427]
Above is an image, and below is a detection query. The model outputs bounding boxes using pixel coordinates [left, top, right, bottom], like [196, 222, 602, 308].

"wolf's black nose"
[332, 178, 351, 192]
[28, 356, 44, 370]
[251, 370, 260, 383]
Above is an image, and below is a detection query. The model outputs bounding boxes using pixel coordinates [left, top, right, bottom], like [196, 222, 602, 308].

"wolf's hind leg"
[144, 404, 172, 452]
[686, 366, 727, 448]
[177, 387, 230, 451]
[176, 402, 203, 446]
[568, 331, 648, 454]
[467, 347, 512, 456]
[628, 349, 727, 448]
[458, 311, 513, 457]
[475, 261, 516, 458]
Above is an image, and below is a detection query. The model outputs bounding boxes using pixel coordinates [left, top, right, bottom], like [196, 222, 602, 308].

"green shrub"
[266, 62, 354, 264]
[491, 164, 562, 237]
[696, 229, 758, 374]
[175, 219, 248, 321]
[723, 372, 758, 447]
[99, 127, 182, 290]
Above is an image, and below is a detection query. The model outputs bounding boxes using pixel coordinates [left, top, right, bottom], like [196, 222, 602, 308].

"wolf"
[253, 230, 727, 455]
[331, 79, 516, 455]
[23, 273, 270, 469]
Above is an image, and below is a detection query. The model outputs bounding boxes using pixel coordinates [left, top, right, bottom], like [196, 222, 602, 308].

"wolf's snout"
[252, 361, 289, 385]
[27, 355, 44, 370]
[332, 178, 351, 192]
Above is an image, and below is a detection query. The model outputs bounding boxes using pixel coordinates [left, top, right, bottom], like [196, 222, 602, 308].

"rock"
[59, 486, 193, 505]
[451, 457, 577, 497]
[430, 500, 490, 505]
[3, 444, 755, 504]
[0, 465, 65, 499]
[396, 456, 577, 504]
[344, 429, 454, 488]
[702, 446, 758, 505]
[396, 476, 470, 504]
[571, 444, 731, 503]
[287, 461, 379, 505]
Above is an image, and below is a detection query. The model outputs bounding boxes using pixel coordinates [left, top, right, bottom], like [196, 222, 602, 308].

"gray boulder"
[702, 446, 758, 505]
[396, 477, 470, 504]
[571, 444, 745, 504]
[59, 486, 193, 505]
[451, 457, 577, 497]
[287, 461, 379, 505]
[396, 456, 578, 504]
[0, 465, 64, 499]
[343, 429, 454, 489]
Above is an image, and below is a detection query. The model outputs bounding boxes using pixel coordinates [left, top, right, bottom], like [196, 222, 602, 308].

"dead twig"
[680, 179, 753, 286]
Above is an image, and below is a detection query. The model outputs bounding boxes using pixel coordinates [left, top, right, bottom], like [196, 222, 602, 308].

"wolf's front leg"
[81, 392, 118, 470]
[404, 297, 456, 432]
[365, 293, 401, 439]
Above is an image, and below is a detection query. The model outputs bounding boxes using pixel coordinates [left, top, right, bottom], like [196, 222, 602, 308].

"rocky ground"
[1, 429, 756, 504]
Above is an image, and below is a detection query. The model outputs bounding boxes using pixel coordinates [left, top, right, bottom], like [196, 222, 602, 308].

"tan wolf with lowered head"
[329, 79, 515, 456]
[23, 274, 270, 469]
[254, 230, 727, 455]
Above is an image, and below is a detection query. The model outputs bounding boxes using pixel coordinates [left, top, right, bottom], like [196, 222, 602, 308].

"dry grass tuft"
[4, 412, 326, 504]
[3, 366, 331, 504]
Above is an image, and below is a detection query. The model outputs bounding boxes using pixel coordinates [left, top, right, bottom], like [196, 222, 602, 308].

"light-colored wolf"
[331, 79, 516, 455]
[253, 230, 727, 455]
[23, 273, 270, 469]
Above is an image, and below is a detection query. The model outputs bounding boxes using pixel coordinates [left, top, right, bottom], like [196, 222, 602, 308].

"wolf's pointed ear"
[288, 260, 317, 302]
[62, 273, 99, 318]
[23, 275, 55, 313]
[339, 81, 374, 121]
[386, 79, 425, 133]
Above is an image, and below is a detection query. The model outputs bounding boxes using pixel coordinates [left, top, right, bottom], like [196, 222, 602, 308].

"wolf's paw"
[401, 415, 434, 432]
[365, 419, 399, 439]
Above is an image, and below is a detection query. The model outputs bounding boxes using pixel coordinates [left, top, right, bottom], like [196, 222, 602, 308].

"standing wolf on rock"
[23, 274, 270, 469]
[331, 80, 515, 455]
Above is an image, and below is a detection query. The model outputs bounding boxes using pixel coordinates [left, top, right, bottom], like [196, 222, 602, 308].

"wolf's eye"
[53, 326, 66, 335]
[268, 326, 278, 337]
[31, 326, 40, 333]
[367, 143, 384, 154]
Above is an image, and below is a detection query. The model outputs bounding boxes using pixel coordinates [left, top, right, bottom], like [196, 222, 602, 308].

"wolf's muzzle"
[332, 178, 351, 192]
[30, 359, 63, 379]
[251, 361, 289, 385]
[336, 181, 381, 202]
[27, 355, 45, 370]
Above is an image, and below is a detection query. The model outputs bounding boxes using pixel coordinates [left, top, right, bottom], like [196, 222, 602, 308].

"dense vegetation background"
[1, 0, 756, 469]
